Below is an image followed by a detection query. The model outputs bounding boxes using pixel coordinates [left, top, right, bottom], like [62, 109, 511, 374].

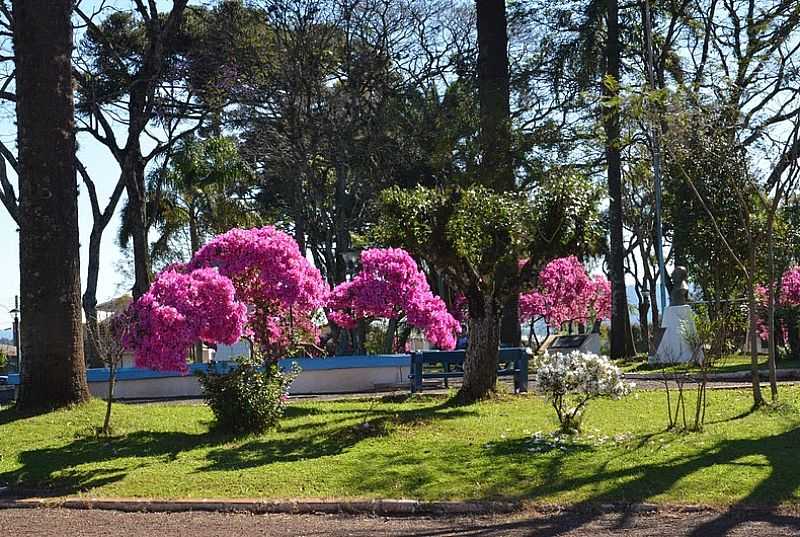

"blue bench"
[409, 348, 529, 393]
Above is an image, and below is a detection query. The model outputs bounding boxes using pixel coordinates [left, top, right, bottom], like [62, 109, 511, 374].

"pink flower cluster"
[126, 227, 329, 372]
[781, 267, 800, 306]
[327, 248, 461, 349]
[189, 226, 328, 314]
[752, 268, 800, 341]
[124, 267, 248, 372]
[519, 256, 611, 328]
[189, 226, 328, 356]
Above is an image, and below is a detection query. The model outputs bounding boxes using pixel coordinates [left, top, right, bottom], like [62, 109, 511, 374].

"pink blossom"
[751, 269, 800, 342]
[781, 268, 800, 306]
[519, 256, 610, 328]
[126, 227, 329, 371]
[327, 248, 461, 349]
[124, 267, 248, 372]
[591, 275, 612, 321]
[189, 226, 328, 314]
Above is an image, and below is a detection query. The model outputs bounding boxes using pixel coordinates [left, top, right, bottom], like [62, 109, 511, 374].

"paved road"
[2, 507, 799, 536]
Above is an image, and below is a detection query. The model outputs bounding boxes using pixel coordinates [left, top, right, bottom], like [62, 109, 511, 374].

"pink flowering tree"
[753, 272, 800, 358]
[779, 267, 800, 359]
[780, 267, 800, 306]
[125, 226, 328, 372]
[327, 248, 461, 352]
[519, 257, 611, 343]
[188, 227, 329, 358]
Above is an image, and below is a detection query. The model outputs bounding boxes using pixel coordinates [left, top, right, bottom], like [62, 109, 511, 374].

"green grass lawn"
[1, 387, 800, 507]
[617, 353, 800, 374]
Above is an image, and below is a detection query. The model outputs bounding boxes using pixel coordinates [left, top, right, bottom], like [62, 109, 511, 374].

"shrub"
[198, 354, 299, 434]
[535, 351, 632, 433]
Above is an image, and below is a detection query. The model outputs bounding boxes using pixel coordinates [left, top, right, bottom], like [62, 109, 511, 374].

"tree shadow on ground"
[0, 406, 21, 426]
[0, 430, 223, 497]
[202, 399, 474, 471]
[1, 396, 472, 497]
[390, 508, 800, 537]
[0, 405, 58, 426]
[389, 426, 800, 536]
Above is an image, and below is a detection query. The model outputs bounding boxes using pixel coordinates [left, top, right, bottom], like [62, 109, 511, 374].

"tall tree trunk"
[13, 0, 90, 409]
[766, 215, 778, 400]
[294, 210, 306, 254]
[500, 289, 521, 347]
[188, 207, 204, 363]
[747, 273, 765, 407]
[456, 294, 500, 403]
[648, 275, 660, 353]
[125, 153, 151, 299]
[604, 0, 634, 359]
[638, 292, 650, 354]
[110, 1, 188, 300]
[83, 228, 104, 368]
[80, 163, 124, 370]
[383, 317, 399, 354]
[333, 163, 351, 284]
[476, 0, 513, 191]
[476, 0, 519, 348]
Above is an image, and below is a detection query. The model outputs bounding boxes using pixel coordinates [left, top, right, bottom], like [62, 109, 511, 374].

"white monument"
[651, 266, 703, 364]
[653, 305, 702, 364]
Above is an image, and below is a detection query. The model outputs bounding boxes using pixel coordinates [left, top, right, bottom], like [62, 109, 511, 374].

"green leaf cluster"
[374, 171, 603, 297]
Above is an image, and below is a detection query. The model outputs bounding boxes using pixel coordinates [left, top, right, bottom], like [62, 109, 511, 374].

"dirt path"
[1, 507, 799, 536]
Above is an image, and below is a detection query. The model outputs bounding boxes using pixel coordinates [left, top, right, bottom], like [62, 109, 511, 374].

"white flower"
[535, 351, 634, 432]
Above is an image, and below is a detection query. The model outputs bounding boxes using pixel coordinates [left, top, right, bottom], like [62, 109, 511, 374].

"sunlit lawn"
[618, 353, 800, 375]
[1, 387, 800, 507]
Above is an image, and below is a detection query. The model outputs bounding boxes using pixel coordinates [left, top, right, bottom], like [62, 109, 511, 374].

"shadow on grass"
[1, 396, 473, 497]
[0, 405, 21, 426]
[202, 399, 474, 471]
[4, 395, 800, 535]
[0, 405, 58, 427]
[0, 430, 224, 497]
[387, 426, 800, 536]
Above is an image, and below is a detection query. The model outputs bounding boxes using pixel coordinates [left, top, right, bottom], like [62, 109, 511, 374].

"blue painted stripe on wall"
[5, 354, 411, 385]
[5, 349, 528, 385]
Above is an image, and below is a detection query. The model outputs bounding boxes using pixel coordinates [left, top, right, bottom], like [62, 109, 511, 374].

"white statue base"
[651, 305, 703, 364]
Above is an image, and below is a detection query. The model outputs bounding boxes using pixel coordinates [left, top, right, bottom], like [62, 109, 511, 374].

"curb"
[1, 497, 795, 518]
[0, 497, 520, 516]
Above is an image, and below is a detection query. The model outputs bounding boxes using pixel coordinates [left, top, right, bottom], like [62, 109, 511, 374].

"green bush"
[198, 354, 299, 434]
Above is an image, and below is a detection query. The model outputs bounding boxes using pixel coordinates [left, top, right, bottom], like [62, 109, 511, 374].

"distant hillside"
[0, 328, 10, 340]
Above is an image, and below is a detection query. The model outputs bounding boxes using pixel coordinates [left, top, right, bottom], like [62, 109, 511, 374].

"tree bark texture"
[476, 0, 513, 192]
[13, 0, 90, 409]
[604, 0, 635, 359]
[456, 297, 500, 403]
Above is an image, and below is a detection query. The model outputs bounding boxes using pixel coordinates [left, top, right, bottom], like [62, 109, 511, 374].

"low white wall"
[289, 366, 410, 394]
[89, 375, 205, 400]
[90, 365, 412, 400]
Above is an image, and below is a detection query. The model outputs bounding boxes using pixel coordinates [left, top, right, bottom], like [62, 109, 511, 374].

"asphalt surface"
[2, 507, 800, 536]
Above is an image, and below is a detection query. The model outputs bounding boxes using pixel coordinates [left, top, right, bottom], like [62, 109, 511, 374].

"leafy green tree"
[120, 136, 259, 267]
[75, 1, 194, 299]
[376, 173, 602, 403]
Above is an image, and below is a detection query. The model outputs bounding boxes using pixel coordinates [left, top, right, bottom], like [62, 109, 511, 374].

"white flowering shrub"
[535, 351, 633, 433]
